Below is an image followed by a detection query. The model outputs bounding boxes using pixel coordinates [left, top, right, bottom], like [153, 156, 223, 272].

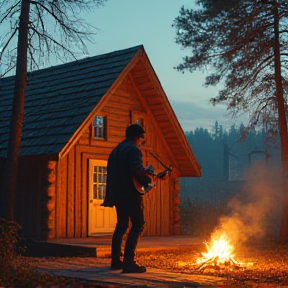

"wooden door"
[88, 159, 116, 235]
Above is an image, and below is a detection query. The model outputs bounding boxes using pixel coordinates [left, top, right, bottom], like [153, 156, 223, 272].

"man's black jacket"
[102, 139, 151, 207]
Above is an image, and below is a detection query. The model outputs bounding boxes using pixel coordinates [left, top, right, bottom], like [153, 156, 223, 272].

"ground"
[137, 242, 288, 287]
[25, 242, 288, 287]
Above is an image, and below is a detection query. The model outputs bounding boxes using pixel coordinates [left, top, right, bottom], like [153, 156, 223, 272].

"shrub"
[0, 218, 65, 288]
[0, 218, 23, 285]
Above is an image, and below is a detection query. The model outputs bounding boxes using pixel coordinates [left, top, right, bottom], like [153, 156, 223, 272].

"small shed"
[0, 45, 201, 240]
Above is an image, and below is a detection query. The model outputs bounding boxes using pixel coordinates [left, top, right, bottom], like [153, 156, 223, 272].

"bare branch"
[0, 27, 18, 59]
[0, 0, 21, 25]
[30, 0, 95, 37]
[0, 63, 16, 77]
[29, 26, 77, 60]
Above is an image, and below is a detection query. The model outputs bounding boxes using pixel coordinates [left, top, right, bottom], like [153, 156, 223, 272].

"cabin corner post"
[40, 160, 56, 240]
[171, 176, 181, 235]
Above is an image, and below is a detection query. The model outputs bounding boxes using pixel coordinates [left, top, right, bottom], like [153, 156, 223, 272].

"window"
[92, 165, 107, 200]
[93, 115, 104, 139]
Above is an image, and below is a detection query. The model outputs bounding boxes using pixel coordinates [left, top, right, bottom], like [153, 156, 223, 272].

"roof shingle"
[0, 45, 142, 157]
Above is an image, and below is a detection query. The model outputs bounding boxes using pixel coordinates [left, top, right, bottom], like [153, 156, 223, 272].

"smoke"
[211, 161, 282, 245]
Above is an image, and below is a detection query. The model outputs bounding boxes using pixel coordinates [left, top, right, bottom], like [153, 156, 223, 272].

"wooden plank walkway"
[31, 257, 224, 287]
[26, 236, 225, 287]
[25, 236, 285, 288]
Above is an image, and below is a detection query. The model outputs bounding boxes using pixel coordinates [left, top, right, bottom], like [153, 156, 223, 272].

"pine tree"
[173, 0, 288, 243]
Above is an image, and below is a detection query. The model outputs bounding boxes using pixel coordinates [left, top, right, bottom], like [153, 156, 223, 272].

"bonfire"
[196, 233, 252, 271]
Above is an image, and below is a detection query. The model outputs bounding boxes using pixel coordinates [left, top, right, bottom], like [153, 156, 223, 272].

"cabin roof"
[0, 45, 201, 177]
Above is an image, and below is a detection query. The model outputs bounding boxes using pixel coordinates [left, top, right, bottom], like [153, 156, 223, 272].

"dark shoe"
[111, 259, 123, 270]
[122, 263, 146, 273]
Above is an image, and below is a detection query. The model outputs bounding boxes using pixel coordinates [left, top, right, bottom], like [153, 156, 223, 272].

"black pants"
[111, 196, 145, 264]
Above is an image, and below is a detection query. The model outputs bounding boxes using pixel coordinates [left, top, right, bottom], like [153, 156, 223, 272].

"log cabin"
[0, 45, 201, 240]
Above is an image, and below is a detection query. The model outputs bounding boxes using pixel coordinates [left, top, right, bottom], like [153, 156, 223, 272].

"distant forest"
[180, 121, 281, 204]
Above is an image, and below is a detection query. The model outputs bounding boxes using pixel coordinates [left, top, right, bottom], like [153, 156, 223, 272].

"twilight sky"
[2, 0, 246, 132]
[81, 0, 239, 132]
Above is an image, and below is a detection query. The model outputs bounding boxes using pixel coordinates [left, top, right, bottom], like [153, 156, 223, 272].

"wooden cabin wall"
[1, 156, 68, 240]
[142, 133, 171, 236]
[54, 146, 76, 238]
[14, 157, 49, 239]
[51, 75, 175, 239]
[101, 75, 173, 236]
[0, 157, 5, 218]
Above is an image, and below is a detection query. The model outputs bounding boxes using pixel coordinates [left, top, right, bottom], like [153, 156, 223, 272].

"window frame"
[90, 114, 109, 144]
[93, 115, 105, 139]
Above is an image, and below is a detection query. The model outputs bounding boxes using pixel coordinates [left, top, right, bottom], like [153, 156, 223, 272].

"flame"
[197, 234, 237, 265]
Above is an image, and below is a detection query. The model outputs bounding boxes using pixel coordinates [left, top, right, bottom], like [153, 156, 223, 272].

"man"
[102, 124, 152, 273]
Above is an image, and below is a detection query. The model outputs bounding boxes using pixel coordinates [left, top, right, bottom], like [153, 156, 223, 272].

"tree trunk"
[3, 0, 30, 221]
[272, 2, 288, 244]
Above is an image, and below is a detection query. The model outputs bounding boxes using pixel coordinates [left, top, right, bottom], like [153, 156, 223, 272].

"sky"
[78, 0, 242, 133]
[0, 0, 245, 133]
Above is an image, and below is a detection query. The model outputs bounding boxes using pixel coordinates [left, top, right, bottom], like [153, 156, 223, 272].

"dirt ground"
[136, 242, 288, 287]
[24, 241, 288, 287]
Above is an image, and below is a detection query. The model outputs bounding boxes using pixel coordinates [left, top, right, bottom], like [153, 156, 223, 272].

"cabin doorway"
[88, 159, 116, 235]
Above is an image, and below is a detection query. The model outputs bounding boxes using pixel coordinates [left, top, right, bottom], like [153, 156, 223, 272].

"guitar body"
[133, 165, 172, 195]
[133, 177, 156, 195]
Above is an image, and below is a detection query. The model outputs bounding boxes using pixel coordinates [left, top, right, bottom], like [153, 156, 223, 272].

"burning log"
[195, 234, 251, 272]
[196, 254, 241, 271]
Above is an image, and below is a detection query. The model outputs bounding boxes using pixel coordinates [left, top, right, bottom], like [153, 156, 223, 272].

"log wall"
[8, 70, 182, 239]
[52, 74, 178, 238]
[13, 157, 57, 239]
